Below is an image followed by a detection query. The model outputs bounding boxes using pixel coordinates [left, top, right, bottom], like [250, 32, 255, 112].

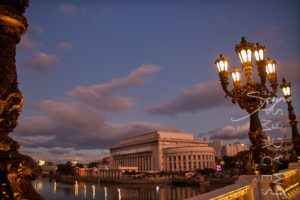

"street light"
[215, 37, 279, 174]
[280, 78, 300, 162]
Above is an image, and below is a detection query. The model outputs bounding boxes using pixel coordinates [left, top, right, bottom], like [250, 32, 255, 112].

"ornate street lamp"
[280, 78, 300, 162]
[0, 1, 44, 199]
[215, 37, 279, 174]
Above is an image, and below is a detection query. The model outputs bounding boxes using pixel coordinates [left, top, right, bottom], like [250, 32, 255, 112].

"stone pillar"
[0, 1, 44, 199]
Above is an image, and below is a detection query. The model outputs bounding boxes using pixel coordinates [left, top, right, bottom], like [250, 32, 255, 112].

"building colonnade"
[165, 152, 215, 172]
[114, 154, 152, 171]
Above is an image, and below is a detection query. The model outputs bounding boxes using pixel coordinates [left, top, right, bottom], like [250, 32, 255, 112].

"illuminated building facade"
[110, 130, 215, 172]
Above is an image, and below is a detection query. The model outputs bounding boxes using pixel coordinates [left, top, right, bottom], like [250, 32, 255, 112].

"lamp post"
[215, 37, 279, 174]
[0, 1, 44, 199]
[280, 78, 300, 162]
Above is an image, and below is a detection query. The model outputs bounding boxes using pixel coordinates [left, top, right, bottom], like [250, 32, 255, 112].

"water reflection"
[74, 180, 78, 197]
[117, 188, 121, 200]
[92, 185, 95, 199]
[54, 180, 57, 194]
[33, 177, 223, 200]
[104, 186, 108, 200]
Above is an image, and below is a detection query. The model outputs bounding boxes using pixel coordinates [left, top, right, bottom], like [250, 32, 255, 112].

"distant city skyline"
[12, 0, 300, 163]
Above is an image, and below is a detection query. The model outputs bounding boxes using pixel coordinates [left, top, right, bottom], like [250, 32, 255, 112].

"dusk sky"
[12, 0, 300, 163]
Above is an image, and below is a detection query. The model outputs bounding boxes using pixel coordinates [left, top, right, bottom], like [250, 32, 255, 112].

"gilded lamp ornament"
[215, 37, 280, 174]
[0, 0, 44, 199]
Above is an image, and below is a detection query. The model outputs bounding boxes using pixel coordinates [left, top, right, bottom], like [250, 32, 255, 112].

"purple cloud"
[17, 34, 37, 52]
[146, 81, 232, 116]
[59, 4, 87, 17]
[69, 64, 160, 112]
[57, 41, 72, 50]
[203, 112, 296, 141]
[204, 122, 250, 140]
[18, 35, 59, 72]
[23, 52, 59, 72]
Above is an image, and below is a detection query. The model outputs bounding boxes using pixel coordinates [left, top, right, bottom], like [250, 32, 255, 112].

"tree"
[222, 155, 238, 171]
[88, 162, 99, 168]
[56, 161, 76, 176]
[197, 168, 216, 176]
[76, 163, 84, 168]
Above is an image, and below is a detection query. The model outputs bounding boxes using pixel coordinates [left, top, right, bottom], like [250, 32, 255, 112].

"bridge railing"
[187, 163, 300, 200]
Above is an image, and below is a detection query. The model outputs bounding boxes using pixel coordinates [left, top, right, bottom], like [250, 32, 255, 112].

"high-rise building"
[208, 140, 223, 159]
[221, 141, 248, 157]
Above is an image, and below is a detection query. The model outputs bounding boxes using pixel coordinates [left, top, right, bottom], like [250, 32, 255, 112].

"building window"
[178, 156, 181, 160]
[202, 155, 205, 160]
[169, 157, 172, 162]
[183, 156, 186, 161]
[188, 155, 191, 160]
[206, 155, 208, 160]
[193, 155, 196, 160]
[198, 155, 201, 160]
[173, 156, 176, 161]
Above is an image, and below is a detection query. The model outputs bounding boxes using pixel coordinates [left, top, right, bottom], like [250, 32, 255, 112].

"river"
[33, 177, 224, 200]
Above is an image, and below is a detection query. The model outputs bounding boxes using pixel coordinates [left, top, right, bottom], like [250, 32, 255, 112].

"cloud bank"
[13, 65, 175, 162]
[146, 81, 232, 116]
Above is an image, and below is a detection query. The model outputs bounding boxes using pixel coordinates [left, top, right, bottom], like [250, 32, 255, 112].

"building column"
[171, 156, 174, 172]
[191, 154, 194, 171]
[180, 155, 183, 171]
[138, 157, 141, 171]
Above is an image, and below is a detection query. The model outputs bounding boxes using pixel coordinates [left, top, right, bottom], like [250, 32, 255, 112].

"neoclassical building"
[110, 130, 215, 172]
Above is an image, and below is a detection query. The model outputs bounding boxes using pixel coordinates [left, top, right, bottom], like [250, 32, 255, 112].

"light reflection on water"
[33, 177, 220, 200]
